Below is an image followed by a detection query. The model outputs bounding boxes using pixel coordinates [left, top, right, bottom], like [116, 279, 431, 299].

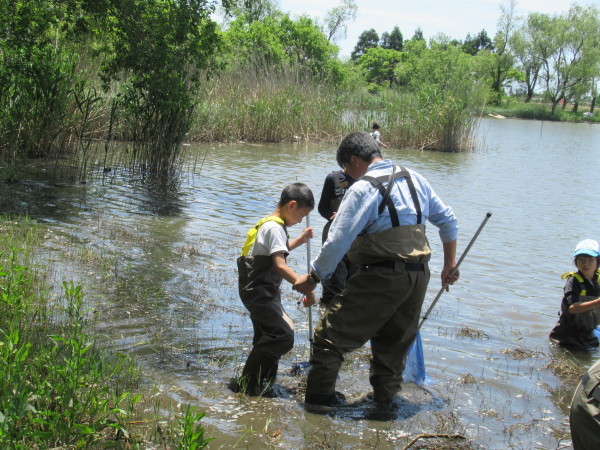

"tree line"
[348, 0, 599, 113]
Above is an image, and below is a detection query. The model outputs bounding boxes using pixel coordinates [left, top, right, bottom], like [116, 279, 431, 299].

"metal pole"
[306, 213, 313, 353]
[418, 212, 492, 331]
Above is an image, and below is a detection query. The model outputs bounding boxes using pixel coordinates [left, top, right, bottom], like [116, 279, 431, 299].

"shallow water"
[3, 118, 600, 448]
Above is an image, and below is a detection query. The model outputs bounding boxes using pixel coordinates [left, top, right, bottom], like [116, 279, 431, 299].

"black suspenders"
[361, 165, 422, 227]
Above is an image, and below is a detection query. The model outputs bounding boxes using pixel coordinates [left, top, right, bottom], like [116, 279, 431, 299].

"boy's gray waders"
[237, 255, 294, 390]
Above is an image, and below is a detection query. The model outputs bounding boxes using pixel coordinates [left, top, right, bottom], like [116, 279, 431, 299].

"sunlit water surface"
[4, 118, 600, 448]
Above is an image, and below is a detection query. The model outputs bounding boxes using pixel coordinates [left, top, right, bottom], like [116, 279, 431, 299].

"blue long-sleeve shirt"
[312, 159, 458, 279]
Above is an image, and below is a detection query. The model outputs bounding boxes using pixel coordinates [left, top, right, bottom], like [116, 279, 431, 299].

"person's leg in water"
[235, 303, 294, 395]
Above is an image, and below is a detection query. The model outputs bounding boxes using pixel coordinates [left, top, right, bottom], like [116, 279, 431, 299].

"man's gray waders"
[306, 166, 431, 403]
[237, 254, 294, 391]
[570, 358, 600, 449]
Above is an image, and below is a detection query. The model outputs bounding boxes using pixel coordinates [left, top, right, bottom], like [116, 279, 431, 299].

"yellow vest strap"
[561, 271, 599, 296]
[240, 216, 286, 256]
[562, 271, 584, 283]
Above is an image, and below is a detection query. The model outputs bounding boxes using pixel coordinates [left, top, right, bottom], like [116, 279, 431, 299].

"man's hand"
[441, 265, 460, 291]
[293, 274, 315, 295]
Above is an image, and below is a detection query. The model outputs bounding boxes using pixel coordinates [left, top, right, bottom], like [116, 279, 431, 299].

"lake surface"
[4, 118, 600, 448]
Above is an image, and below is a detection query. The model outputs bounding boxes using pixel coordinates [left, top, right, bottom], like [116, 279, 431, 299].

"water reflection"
[3, 118, 600, 447]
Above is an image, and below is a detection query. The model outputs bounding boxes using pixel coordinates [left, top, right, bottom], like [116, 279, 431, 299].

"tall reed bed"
[342, 86, 479, 152]
[190, 65, 480, 152]
[191, 64, 346, 143]
[0, 54, 479, 185]
[0, 217, 212, 447]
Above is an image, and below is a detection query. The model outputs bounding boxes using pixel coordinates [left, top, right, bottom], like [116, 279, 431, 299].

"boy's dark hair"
[372, 122, 380, 130]
[336, 132, 383, 168]
[279, 183, 315, 208]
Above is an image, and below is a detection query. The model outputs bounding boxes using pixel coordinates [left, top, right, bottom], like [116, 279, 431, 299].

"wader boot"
[236, 254, 294, 395]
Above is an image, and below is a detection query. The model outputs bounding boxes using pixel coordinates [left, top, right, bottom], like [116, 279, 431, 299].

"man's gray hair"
[336, 132, 383, 168]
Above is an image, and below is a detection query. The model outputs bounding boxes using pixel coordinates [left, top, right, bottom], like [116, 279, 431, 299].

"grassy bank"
[485, 101, 600, 123]
[0, 216, 211, 447]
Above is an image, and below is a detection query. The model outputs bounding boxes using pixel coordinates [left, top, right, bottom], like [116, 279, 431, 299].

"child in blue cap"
[550, 239, 600, 349]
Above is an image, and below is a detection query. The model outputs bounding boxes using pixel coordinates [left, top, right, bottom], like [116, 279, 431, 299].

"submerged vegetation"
[0, 217, 211, 447]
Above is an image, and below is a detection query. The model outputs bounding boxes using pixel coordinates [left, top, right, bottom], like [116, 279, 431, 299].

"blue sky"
[277, 0, 597, 58]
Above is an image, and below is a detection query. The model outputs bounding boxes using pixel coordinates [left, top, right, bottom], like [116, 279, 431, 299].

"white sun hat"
[573, 239, 600, 257]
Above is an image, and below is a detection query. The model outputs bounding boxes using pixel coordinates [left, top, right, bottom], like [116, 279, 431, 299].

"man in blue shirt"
[294, 131, 459, 409]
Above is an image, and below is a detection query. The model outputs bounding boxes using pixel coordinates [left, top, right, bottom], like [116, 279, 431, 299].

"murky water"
[3, 118, 600, 448]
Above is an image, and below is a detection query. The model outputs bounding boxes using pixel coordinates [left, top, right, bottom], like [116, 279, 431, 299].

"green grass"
[485, 101, 600, 123]
[0, 216, 212, 447]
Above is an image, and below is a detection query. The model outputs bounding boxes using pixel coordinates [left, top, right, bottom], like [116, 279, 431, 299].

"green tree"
[394, 39, 486, 151]
[97, 0, 220, 172]
[411, 27, 424, 42]
[482, 0, 517, 104]
[462, 30, 493, 55]
[590, 76, 599, 113]
[0, 0, 93, 162]
[351, 28, 379, 60]
[510, 15, 547, 102]
[381, 26, 403, 51]
[223, 0, 280, 23]
[534, 5, 600, 113]
[407, 39, 479, 91]
[323, 0, 358, 42]
[563, 6, 600, 112]
[356, 46, 403, 86]
[224, 14, 342, 83]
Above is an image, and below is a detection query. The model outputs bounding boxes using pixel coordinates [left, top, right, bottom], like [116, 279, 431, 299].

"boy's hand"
[297, 227, 314, 245]
[302, 291, 317, 307]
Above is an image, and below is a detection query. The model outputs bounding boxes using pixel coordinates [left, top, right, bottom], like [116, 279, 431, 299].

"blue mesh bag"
[402, 334, 426, 384]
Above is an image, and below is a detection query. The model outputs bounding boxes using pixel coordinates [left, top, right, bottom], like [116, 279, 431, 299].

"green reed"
[174, 405, 213, 449]
[191, 63, 345, 143]
[190, 63, 480, 152]
[0, 50, 479, 185]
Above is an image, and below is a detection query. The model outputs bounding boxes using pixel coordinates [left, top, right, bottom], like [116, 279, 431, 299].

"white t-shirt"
[371, 130, 381, 142]
[252, 221, 289, 256]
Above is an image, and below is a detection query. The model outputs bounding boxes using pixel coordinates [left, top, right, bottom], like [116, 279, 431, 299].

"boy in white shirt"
[235, 183, 316, 395]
